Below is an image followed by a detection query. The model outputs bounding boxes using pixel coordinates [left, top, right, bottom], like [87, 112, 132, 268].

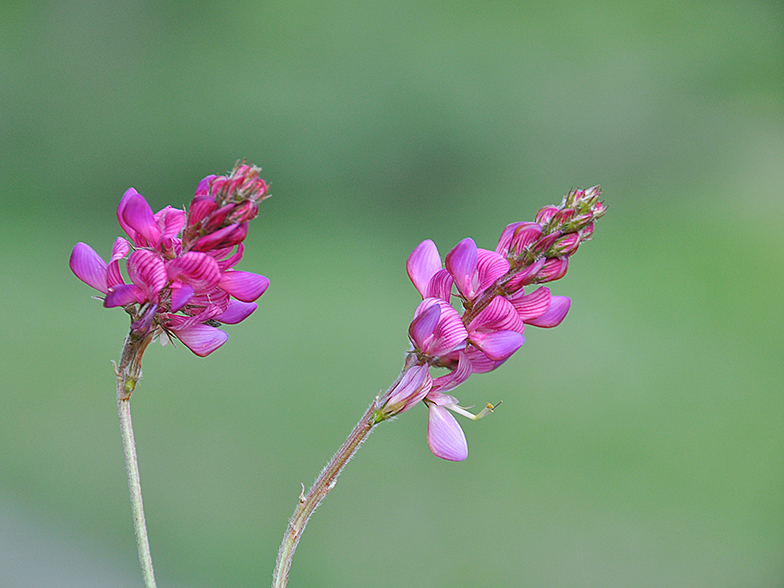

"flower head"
[389, 185, 605, 460]
[70, 162, 270, 356]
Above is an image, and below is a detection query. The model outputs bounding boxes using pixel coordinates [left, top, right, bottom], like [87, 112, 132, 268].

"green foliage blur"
[1, 0, 782, 586]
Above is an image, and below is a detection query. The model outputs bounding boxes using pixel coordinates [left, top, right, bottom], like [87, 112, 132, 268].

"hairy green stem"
[115, 333, 157, 588]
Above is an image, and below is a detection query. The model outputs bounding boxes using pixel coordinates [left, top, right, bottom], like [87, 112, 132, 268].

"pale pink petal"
[445, 238, 478, 300]
[69, 243, 108, 293]
[385, 364, 433, 414]
[427, 405, 468, 461]
[171, 323, 228, 357]
[407, 239, 443, 298]
[526, 296, 570, 328]
[214, 300, 257, 324]
[219, 270, 269, 302]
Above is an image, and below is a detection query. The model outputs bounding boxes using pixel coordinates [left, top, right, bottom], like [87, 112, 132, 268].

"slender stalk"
[115, 332, 157, 588]
[271, 398, 382, 588]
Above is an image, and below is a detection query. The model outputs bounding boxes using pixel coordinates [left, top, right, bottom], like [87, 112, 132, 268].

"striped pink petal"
[525, 296, 570, 328]
[127, 250, 167, 298]
[167, 252, 221, 292]
[508, 286, 551, 322]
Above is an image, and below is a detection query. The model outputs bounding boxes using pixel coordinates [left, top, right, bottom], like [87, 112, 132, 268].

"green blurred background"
[1, 0, 782, 586]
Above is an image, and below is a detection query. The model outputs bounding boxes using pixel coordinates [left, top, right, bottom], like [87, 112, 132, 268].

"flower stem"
[115, 332, 157, 588]
[271, 398, 381, 588]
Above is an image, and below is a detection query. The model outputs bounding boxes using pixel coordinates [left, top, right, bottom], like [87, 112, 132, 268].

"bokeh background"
[1, 0, 782, 587]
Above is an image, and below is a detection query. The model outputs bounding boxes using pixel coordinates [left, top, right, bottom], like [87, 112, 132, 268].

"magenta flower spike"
[70, 162, 271, 357]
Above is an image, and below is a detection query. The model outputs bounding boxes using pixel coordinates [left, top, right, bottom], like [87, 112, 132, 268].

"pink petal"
[171, 323, 229, 357]
[509, 223, 543, 255]
[508, 286, 551, 322]
[425, 268, 454, 302]
[505, 258, 546, 291]
[170, 284, 194, 312]
[167, 252, 222, 292]
[470, 330, 525, 361]
[110, 237, 130, 263]
[407, 239, 443, 298]
[476, 249, 509, 294]
[154, 206, 186, 241]
[119, 189, 162, 247]
[385, 364, 433, 414]
[219, 270, 269, 302]
[104, 283, 145, 307]
[190, 222, 248, 252]
[431, 351, 472, 393]
[127, 250, 168, 297]
[427, 405, 468, 461]
[445, 238, 478, 300]
[409, 300, 442, 349]
[410, 299, 468, 357]
[216, 243, 244, 271]
[214, 300, 257, 324]
[536, 256, 569, 283]
[69, 243, 108, 293]
[526, 296, 570, 328]
[469, 296, 524, 334]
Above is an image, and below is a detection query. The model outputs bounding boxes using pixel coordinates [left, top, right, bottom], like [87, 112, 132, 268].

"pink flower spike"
[445, 238, 478, 300]
[170, 322, 229, 357]
[525, 296, 570, 328]
[118, 189, 162, 247]
[407, 239, 443, 298]
[427, 404, 468, 461]
[69, 243, 108, 293]
[214, 300, 257, 324]
[219, 270, 270, 302]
